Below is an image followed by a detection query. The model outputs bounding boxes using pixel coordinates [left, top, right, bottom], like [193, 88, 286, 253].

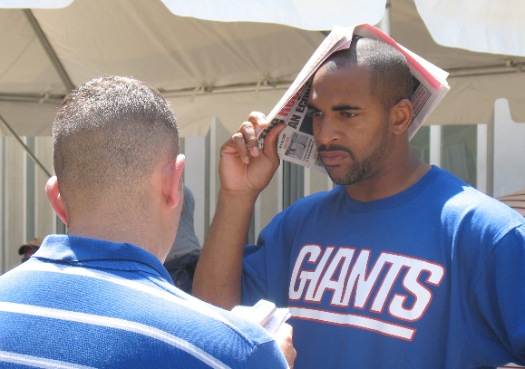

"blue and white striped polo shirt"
[0, 235, 287, 369]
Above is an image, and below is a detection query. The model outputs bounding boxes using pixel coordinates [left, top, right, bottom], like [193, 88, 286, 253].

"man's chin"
[324, 166, 346, 185]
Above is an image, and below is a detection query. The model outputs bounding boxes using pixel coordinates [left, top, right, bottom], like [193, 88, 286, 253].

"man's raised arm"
[193, 112, 284, 309]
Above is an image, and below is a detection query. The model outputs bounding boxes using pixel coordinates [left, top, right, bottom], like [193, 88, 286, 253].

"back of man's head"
[52, 76, 180, 213]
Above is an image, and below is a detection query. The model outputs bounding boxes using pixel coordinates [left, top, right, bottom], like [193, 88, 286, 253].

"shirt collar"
[34, 234, 172, 282]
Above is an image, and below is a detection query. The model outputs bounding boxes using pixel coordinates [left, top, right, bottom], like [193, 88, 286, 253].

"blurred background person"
[18, 238, 41, 263]
[164, 184, 201, 293]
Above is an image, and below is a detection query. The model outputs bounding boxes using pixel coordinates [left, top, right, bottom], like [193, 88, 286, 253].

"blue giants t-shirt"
[241, 166, 525, 369]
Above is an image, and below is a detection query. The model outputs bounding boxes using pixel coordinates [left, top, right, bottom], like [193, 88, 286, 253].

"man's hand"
[272, 323, 297, 369]
[220, 111, 285, 196]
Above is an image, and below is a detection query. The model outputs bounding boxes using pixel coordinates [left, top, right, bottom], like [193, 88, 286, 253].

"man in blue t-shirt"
[194, 34, 525, 368]
[0, 76, 295, 368]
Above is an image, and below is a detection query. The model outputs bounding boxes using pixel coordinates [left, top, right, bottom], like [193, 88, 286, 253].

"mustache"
[318, 144, 355, 159]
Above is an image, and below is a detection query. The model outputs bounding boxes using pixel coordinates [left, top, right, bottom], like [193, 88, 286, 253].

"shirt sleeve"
[244, 340, 289, 369]
[241, 244, 271, 306]
[470, 224, 525, 365]
[240, 211, 295, 308]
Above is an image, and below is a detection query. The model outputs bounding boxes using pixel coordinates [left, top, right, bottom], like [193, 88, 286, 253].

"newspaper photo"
[258, 23, 450, 173]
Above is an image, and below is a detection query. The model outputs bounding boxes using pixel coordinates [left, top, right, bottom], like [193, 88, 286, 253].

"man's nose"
[314, 117, 341, 146]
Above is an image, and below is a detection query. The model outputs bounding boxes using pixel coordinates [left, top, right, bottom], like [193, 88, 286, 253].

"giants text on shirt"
[289, 244, 446, 341]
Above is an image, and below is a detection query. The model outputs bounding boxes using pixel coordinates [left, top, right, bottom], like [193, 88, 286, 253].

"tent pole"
[23, 9, 75, 93]
[377, 0, 392, 35]
[0, 114, 52, 178]
[486, 111, 495, 197]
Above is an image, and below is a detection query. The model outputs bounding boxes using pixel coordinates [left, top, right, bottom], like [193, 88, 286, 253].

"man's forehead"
[311, 63, 371, 90]
[308, 64, 374, 110]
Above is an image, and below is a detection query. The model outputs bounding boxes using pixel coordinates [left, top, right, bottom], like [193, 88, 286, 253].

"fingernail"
[251, 146, 259, 156]
[243, 156, 250, 164]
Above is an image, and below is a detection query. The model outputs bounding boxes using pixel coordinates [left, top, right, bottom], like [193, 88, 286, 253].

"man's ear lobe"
[45, 176, 68, 225]
[166, 154, 185, 209]
[390, 99, 413, 135]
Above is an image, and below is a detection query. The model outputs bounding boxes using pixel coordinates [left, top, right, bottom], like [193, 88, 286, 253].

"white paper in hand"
[232, 299, 291, 334]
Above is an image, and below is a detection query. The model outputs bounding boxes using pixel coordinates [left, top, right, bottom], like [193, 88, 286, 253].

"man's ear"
[164, 154, 185, 209]
[45, 176, 68, 225]
[390, 99, 413, 136]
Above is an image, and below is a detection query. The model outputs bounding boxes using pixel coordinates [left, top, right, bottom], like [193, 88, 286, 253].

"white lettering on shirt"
[289, 244, 445, 340]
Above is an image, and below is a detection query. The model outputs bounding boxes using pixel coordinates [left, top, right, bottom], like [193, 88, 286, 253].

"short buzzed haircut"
[322, 37, 414, 109]
[52, 76, 180, 207]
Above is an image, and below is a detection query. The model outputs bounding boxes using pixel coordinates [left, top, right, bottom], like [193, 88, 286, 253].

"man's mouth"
[319, 151, 349, 166]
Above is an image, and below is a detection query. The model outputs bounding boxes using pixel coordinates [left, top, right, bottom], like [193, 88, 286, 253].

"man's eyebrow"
[306, 103, 319, 110]
[332, 104, 361, 111]
[306, 103, 361, 111]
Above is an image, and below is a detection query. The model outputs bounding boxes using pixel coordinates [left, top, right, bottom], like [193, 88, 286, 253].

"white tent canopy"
[415, 0, 525, 56]
[0, 0, 324, 137]
[161, 0, 386, 33]
[1, 0, 525, 139]
[164, 0, 525, 56]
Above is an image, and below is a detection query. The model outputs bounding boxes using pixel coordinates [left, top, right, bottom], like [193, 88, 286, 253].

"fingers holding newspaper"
[273, 323, 297, 369]
[231, 299, 296, 368]
[220, 111, 285, 195]
[230, 111, 267, 164]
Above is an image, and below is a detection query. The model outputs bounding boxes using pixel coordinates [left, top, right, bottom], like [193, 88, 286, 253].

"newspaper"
[231, 299, 291, 335]
[258, 23, 450, 173]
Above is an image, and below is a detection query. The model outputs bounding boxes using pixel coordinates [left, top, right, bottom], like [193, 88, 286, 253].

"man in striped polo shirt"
[0, 76, 295, 369]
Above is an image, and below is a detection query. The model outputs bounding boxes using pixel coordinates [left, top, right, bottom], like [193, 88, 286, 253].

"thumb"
[262, 123, 286, 163]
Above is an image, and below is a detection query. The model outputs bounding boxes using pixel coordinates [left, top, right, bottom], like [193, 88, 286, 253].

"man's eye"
[342, 111, 356, 118]
[309, 110, 323, 118]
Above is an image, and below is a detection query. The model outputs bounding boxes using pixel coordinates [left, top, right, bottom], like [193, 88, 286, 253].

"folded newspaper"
[258, 23, 450, 173]
[231, 299, 291, 335]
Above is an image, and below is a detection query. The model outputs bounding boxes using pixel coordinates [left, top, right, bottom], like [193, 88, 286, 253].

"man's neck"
[66, 215, 167, 262]
[345, 157, 430, 203]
